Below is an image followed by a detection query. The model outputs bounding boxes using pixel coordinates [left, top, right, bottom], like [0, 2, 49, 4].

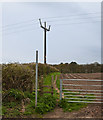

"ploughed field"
[60, 73, 103, 79]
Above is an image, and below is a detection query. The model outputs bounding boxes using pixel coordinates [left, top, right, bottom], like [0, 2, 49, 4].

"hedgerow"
[2, 63, 59, 91]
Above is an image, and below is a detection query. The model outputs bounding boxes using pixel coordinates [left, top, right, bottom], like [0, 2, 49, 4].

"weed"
[35, 95, 56, 114]
[9, 89, 24, 100]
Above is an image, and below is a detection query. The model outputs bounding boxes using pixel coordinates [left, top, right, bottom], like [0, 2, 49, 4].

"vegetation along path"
[53, 75, 64, 99]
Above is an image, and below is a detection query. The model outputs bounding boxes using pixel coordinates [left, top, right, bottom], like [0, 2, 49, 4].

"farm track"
[43, 104, 103, 118]
[53, 75, 64, 99]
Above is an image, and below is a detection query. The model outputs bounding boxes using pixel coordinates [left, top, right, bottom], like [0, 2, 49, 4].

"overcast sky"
[1, 2, 101, 64]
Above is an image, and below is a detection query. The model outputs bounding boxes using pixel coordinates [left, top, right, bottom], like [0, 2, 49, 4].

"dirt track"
[43, 104, 103, 118]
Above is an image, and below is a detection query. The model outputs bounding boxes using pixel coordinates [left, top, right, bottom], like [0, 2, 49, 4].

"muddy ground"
[43, 104, 103, 118]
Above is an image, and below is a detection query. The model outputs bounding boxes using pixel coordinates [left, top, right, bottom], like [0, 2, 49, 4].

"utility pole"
[39, 19, 51, 64]
[35, 50, 38, 107]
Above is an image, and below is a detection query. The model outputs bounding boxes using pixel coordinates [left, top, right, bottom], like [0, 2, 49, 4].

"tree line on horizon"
[52, 62, 103, 73]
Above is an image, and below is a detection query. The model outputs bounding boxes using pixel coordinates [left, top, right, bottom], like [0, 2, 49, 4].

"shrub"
[2, 106, 7, 116]
[58, 99, 69, 111]
[24, 91, 35, 100]
[2, 63, 58, 92]
[9, 89, 24, 100]
[2, 63, 34, 92]
[35, 95, 56, 114]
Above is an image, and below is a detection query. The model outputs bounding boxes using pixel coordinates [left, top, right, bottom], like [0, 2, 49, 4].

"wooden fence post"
[39, 75, 43, 96]
[51, 76, 54, 96]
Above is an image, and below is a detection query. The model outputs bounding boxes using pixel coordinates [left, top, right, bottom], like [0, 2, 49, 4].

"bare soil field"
[60, 73, 103, 80]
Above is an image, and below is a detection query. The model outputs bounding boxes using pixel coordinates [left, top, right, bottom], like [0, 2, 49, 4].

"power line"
[51, 20, 101, 27]
[47, 16, 101, 23]
[42, 12, 101, 20]
[2, 19, 38, 28]
[1, 16, 101, 32]
[2, 27, 39, 35]
[1, 22, 38, 32]
[1, 11, 101, 28]
[2, 20, 101, 35]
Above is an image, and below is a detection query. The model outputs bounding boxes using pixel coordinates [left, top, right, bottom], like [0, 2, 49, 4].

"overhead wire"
[1, 11, 101, 29]
[2, 20, 101, 35]
[2, 26, 39, 35]
[1, 22, 39, 32]
[46, 16, 101, 23]
[2, 18, 38, 28]
[1, 11, 102, 34]
[51, 20, 101, 27]
[1, 16, 101, 32]
[41, 12, 101, 20]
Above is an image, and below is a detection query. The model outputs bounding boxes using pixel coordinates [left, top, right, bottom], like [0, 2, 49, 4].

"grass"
[43, 72, 60, 86]
[43, 72, 60, 98]
[56, 73, 61, 89]
[2, 101, 22, 117]
[60, 91, 95, 112]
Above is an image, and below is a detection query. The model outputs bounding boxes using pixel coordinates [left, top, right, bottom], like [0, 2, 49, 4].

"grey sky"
[1, 2, 101, 64]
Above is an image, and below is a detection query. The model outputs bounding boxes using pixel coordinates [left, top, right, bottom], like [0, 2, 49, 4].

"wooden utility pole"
[39, 19, 51, 64]
[35, 50, 38, 107]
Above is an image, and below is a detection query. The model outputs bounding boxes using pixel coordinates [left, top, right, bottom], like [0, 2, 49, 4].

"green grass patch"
[43, 72, 60, 86]
[43, 72, 60, 98]
[35, 95, 56, 114]
[59, 91, 95, 112]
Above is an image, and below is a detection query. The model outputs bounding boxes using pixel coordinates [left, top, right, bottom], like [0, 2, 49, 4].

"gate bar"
[63, 84, 103, 87]
[63, 94, 103, 98]
[63, 89, 103, 92]
[63, 92, 103, 94]
[61, 79, 103, 81]
[64, 98, 103, 101]
[67, 101, 103, 103]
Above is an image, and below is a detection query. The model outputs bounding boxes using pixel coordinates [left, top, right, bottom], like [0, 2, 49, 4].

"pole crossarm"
[39, 19, 51, 31]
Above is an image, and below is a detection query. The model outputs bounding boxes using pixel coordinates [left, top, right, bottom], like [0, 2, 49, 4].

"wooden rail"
[39, 75, 54, 96]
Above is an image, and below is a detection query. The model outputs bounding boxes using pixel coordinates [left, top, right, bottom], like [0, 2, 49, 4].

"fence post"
[39, 75, 43, 96]
[60, 79, 62, 100]
[51, 76, 54, 96]
[35, 50, 38, 107]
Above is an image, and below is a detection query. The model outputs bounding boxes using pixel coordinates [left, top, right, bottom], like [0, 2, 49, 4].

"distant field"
[60, 73, 103, 79]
